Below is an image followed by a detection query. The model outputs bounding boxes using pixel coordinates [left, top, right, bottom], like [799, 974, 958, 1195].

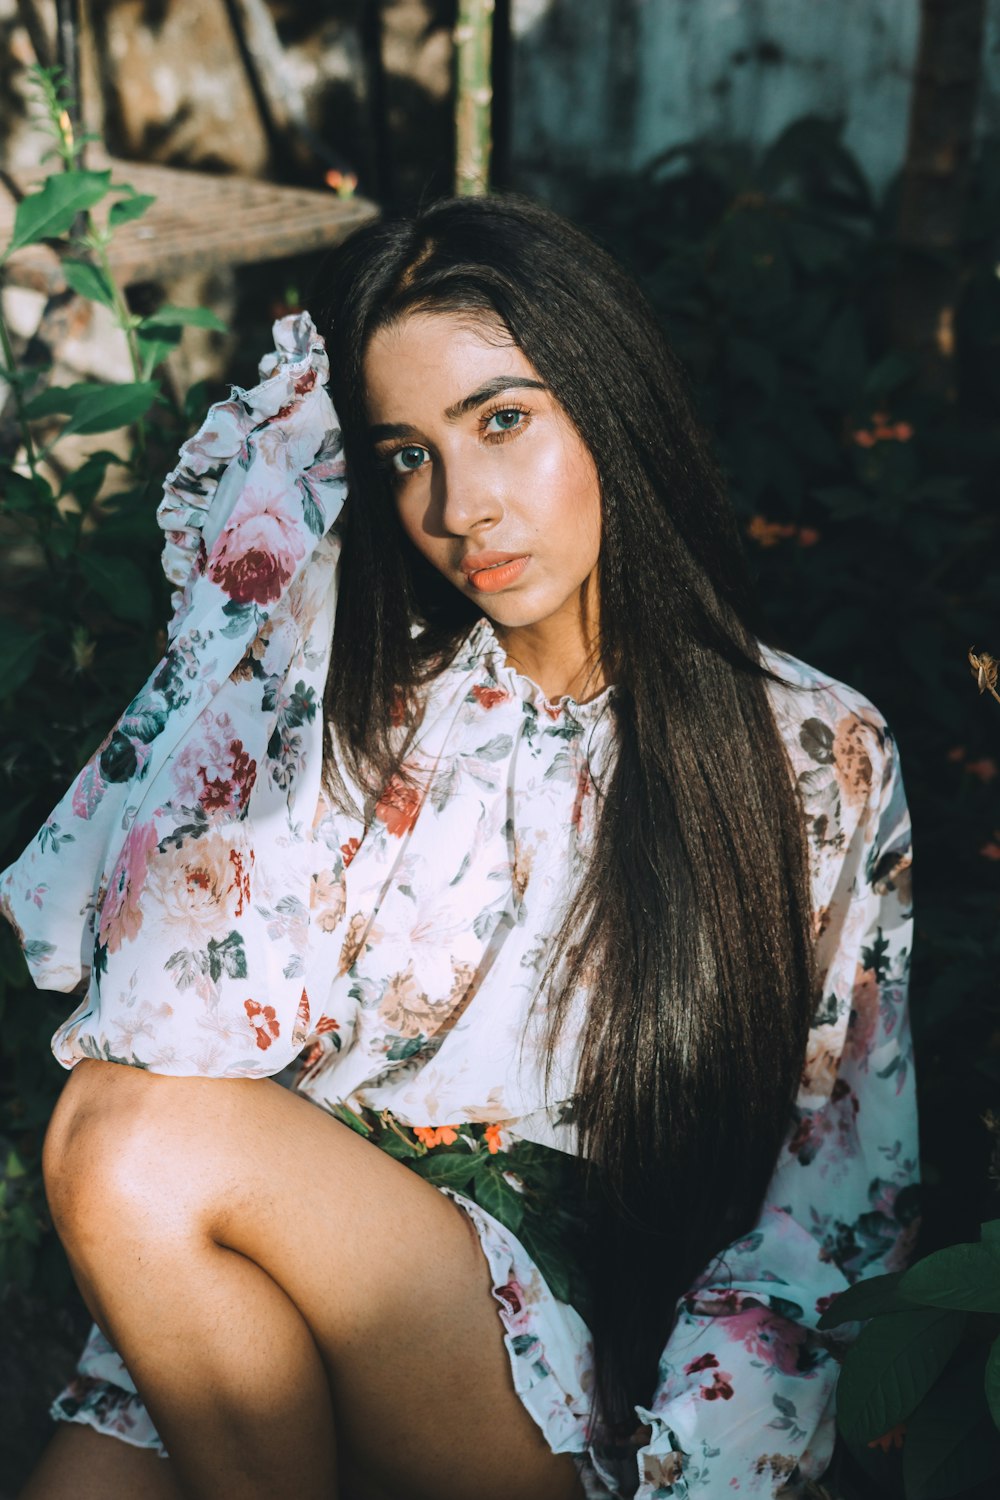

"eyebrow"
[369, 376, 548, 441]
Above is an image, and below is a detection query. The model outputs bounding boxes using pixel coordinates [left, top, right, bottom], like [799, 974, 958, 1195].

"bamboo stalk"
[454, 0, 494, 196]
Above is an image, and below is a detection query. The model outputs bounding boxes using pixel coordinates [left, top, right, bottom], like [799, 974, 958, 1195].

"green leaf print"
[206, 930, 247, 983]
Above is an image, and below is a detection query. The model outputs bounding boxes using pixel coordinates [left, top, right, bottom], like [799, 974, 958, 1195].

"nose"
[433, 449, 504, 537]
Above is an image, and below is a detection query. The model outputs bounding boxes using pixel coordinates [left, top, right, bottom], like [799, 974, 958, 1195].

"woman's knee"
[43, 1059, 197, 1253]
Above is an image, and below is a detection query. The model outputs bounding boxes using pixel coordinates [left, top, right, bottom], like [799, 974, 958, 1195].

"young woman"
[4, 195, 917, 1500]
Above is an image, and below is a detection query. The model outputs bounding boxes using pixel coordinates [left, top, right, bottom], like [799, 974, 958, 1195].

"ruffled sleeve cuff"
[156, 311, 333, 634]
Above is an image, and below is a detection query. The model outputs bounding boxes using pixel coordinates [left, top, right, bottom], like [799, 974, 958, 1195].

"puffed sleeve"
[622, 720, 917, 1499]
[0, 311, 349, 1078]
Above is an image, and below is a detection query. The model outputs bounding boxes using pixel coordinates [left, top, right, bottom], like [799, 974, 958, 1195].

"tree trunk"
[889, 0, 986, 400]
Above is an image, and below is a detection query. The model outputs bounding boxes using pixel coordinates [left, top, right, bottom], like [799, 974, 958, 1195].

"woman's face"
[362, 311, 602, 638]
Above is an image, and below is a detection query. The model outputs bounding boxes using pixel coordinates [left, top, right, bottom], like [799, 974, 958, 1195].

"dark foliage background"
[1, 118, 999, 1494]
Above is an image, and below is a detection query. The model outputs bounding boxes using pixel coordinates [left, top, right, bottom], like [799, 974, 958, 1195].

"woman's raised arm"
[0, 312, 350, 1079]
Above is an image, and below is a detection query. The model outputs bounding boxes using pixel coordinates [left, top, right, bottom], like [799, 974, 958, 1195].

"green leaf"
[903, 1355, 1000, 1499]
[78, 552, 152, 624]
[518, 1223, 573, 1304]
[412, 1152, 481, 1190]
[23, 382, 106, 419]
[818, 1272, 913, 1328]
[0, 618, 43, 700]
[57, 382, 159, 440]
[987, 1337, 1000, 1433]
[899, 1242, 1000, 1314]
[136, 327, 182, 380]
[140, 305, 228, 334]
[836, 1307, 967, 1446]
[59, 450, 127, 508]
[1, 468, 55, 514]
[474, 1164, 525, 1234]
[108, 194, 155, 230]
[62, 258, 116, 310]
[4, 170, 112, 257]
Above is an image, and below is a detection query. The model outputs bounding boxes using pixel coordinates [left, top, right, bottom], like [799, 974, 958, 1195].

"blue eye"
[391, 445, 429, 475]
[487, 409, 523, 433]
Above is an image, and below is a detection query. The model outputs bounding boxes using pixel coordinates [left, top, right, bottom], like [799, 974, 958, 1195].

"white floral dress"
[0, 313, 918, 1499]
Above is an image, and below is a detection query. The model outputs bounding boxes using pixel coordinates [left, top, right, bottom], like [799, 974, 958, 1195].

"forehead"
[362, 310, 538, 418]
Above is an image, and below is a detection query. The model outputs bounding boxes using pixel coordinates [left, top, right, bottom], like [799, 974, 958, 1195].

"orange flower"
[747, 515, 797, 547]
[412, 1124, 460, 1149]
[851, 411, 915, 446]
[484, 1123, 505, 1154]
[325, 169, 358, 198]
[797, 527, 821, 547]
[980, 838, 1000, 861]
[946, 746, 966, 762]
[965, 758, 998, 783]
[867, 1422, 906, 1453]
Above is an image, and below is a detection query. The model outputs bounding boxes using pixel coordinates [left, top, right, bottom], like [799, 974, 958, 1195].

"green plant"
[0, 66, 228, 1293]
[819, 1222, 1000, 1498]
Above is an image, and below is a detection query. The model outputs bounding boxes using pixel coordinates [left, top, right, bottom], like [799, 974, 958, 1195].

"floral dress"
[0, 313, 917, 1499]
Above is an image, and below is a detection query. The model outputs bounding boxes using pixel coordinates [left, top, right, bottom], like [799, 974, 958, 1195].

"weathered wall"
[508, 0, 1000, 208]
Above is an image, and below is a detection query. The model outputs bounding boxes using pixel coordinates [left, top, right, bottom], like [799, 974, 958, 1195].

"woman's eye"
[485, 408, 524, 435]
[390, 445, 429, 475]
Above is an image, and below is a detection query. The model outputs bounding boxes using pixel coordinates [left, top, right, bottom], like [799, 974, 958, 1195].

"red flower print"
[244, 998, 280, 1050]
[316, 1015, 341, 1035]
[375, 776, 422, 838]
[228, 848, 252, 916]
[200, 740, 257, 815]
[341, 836, 361, 868]
[208, 488, 307, 605]
[700, 1371, 734, 1400]
[684, 1352, 719, 1375]
[472, 683, 511, 710]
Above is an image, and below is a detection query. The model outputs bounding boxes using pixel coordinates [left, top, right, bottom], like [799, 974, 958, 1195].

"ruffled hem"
[437, 1187, 620, 1499]
[51, 1375, 168, 1456]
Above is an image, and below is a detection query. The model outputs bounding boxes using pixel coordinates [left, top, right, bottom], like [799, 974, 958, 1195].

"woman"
[4, 195, 917, 1500]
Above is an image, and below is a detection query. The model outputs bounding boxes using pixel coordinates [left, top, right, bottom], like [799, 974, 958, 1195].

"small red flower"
[684, 1352, 719, 1375]
[472, 683, 511, 710]
[375, 777, 422, 838]
[341, 836, 361, 868]
[244, 998, 280, 1050]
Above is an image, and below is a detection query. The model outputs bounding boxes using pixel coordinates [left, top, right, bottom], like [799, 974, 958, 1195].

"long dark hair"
[311, 194, 820, 1439]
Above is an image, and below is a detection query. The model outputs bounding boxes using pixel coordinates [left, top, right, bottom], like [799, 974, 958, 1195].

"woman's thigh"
[45, 1061, 588, 1500]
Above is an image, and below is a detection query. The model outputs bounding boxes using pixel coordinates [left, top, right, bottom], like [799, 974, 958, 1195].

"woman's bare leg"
[40, 1059, 587, 1500]
[19, 1424, 182, 1500]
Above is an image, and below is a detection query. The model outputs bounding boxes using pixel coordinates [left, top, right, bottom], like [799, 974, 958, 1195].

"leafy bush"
[0, 68, 226, 1301]
[579, 116, 1000, 1498]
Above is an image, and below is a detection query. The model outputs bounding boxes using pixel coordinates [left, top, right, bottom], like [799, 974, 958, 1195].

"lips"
[460, 551, 528, 577]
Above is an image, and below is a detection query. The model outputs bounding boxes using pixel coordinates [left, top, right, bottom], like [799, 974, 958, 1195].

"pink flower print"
[700, 1370, 734, 1400]
[375, 776, 422, 838]
[244, 998, 280, 1050]
[97, 820, 160, 955]
[208, 487, 308, 605]
[725, 1306, 808, 1376]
